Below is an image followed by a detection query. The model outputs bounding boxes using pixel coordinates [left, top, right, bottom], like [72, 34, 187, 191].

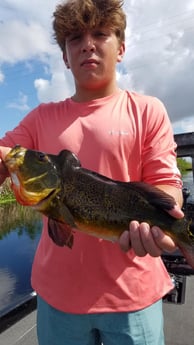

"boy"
[0, 1, 183, 344]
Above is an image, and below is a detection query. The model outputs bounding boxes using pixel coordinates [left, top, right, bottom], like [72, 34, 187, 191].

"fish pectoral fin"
[56, 202, 76, 228]
[48, 218, 74, 248]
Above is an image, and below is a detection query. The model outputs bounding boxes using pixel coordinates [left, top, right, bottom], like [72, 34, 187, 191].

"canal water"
[0, 203, 41, 317]
[183, 170, 193, 187]
[0, 171, 193, 318]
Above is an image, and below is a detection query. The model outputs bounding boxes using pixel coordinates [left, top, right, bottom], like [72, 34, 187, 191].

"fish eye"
[37, 152, 47, 162]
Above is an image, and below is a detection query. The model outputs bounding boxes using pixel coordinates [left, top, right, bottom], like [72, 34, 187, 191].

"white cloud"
[120, 0, 194, 125]
[0, 0, 194, 134]
[34, 72, 73, 103]
[173, 116, 194, 134]
[7, 92, 30, 112]
[0, 20, 52, 64]
[0, 70, 4, 83]
[1, 0, 57, 25]
[34, 52, 75, 102]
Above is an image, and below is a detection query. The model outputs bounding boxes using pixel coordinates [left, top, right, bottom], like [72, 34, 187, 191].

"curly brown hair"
[53, 0, 126, 51]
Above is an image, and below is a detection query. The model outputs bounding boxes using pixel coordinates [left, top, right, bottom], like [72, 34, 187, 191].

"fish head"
[4, 145, 61, 207]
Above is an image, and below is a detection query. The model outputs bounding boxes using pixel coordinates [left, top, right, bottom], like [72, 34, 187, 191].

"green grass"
[0, 198, 16, 204]
[0, 178, 15, 204]
[177, 158, 192, 174]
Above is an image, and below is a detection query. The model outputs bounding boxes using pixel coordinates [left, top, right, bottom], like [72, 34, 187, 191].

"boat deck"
[0, 310, 37, 345]
[1, 277, 194, 345]
[0, 298, 37, 345]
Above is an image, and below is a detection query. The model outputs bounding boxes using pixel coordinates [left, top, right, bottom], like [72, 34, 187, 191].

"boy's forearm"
[155, 184, 183, 209]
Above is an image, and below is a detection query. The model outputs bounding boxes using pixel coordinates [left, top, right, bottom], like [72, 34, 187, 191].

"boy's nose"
[81, 33, 96, 52]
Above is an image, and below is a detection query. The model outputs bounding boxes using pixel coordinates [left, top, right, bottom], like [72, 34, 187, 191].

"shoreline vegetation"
[177, 158, 192, 174]
[0, 178, 15, 204]
[0, 158, 192, 204]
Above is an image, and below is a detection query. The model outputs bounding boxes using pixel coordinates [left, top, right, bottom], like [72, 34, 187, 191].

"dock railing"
[162, 132, 194, 304]
[174, 132, 194, 181]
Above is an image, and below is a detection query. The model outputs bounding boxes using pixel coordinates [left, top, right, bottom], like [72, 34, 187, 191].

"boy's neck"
[72, 84, 120, 102]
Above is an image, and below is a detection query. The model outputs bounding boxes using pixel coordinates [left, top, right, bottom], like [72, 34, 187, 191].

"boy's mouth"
[81, 58, 99, 66]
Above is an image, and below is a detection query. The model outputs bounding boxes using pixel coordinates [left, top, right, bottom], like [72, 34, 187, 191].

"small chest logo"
[108, 130, 129, 136]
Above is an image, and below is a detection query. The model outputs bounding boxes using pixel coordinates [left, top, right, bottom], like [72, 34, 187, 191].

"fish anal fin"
[48, 218, 74, 248]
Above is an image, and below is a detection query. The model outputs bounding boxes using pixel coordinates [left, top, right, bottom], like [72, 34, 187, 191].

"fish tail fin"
[178, 244, 194, 269]
[176, 220, 194, 269]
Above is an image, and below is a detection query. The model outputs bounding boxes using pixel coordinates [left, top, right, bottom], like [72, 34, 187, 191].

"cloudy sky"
[0, 0, 194, 138]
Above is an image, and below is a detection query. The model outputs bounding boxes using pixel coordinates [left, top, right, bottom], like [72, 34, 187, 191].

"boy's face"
[63, 27, 125, 91]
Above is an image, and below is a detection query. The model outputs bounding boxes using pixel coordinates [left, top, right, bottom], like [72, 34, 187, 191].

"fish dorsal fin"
[128, 182, 176, 211]
[59, 150, 81, 171]
[80, 168, 118, 185]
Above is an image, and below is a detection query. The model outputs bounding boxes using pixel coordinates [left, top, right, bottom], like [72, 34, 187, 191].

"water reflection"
[182, 170, 193, 184]
[0, 202, 42, 240]
[0, 268, 16, 309]
[182, 171, 194, 199]
[0, 202, 42, 317]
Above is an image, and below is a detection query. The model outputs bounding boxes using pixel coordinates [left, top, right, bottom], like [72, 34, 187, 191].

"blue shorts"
[37, 296, 164, 345]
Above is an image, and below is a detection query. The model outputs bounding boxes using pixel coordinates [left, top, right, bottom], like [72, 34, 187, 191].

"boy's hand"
[119, 205, 184, 256]
[0, 146, 12, 184]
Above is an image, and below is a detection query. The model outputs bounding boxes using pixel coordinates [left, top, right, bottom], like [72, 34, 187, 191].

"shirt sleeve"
[0, 106, 40, 149]
[141, 97, 182, 189]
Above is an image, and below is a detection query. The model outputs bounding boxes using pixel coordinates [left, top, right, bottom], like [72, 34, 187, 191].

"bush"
[0, 178, 15, 202]
[177, 158, 192, 174]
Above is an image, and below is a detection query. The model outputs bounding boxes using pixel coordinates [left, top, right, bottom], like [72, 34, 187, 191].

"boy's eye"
[94, 31, 107, 37]
[67, 30, 109, 43]
[69, 34, 81, 41]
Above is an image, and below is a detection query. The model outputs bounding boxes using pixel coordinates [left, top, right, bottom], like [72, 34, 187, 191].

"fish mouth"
[9, 171, 58, 207]
[4, 146, 26, 168]
[34, 189, 58, 211]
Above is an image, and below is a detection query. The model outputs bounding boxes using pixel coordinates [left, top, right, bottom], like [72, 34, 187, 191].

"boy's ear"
[63, 52, 70, 69]
[117, 42, 125, 63]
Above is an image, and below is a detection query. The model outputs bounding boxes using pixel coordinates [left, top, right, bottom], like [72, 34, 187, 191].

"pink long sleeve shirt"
[0, 90, 182, 313]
